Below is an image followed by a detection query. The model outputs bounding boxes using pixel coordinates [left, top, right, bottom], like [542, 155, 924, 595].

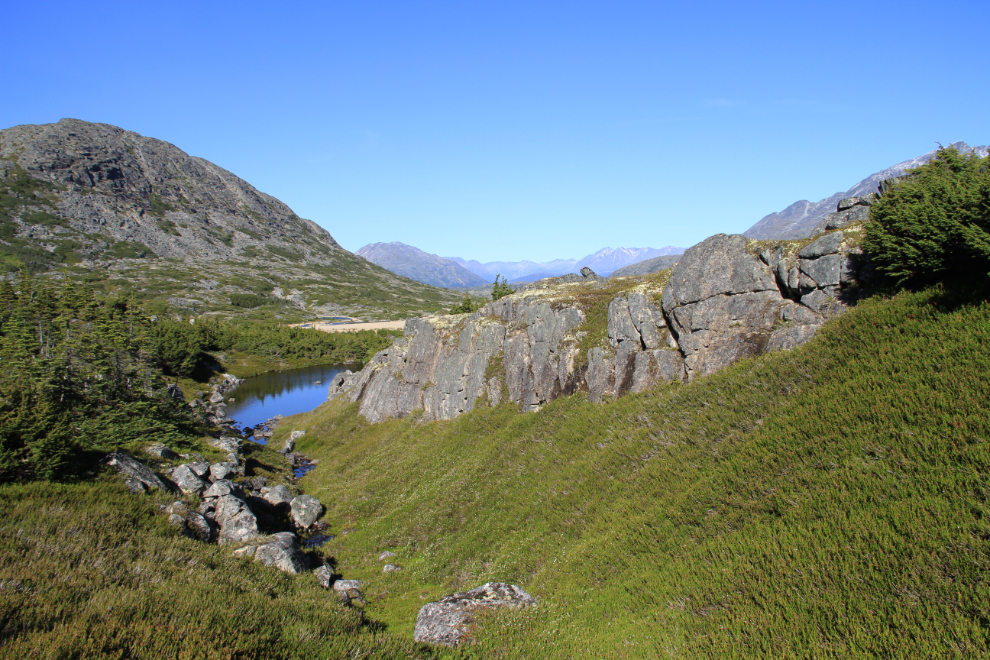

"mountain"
[448, 245, 684, 281]
[743, 141, 989, 239]
[609, 253, 682, 277]
[0, 119, 460, 319]
[356, 242, 489, 288]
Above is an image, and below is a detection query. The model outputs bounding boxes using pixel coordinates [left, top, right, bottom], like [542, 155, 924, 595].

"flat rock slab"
[414, 582, 536, 647]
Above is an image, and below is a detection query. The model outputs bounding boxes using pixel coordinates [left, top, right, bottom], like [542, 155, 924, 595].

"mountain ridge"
[743, 140, 989, 239]
[356, 242, 489, 288]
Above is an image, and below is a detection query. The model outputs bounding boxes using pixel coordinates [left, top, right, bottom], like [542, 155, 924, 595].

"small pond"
[224, 363, 358, 432]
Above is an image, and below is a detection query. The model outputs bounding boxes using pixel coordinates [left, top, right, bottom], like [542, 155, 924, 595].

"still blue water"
[224, 363, 357, 432]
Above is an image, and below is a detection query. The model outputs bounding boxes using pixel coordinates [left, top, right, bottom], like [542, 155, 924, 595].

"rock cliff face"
[331, 197, 875, 422]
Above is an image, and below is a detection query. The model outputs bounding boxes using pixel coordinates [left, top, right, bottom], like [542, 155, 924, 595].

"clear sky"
[3, 1, 987, 262]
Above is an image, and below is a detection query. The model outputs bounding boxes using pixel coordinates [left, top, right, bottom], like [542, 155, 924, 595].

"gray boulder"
[413, 582, 536, 647]
[263, 484, 293, 506]
[101, 451, 171, 493]
[187, 462, 211, 478]
[218, 511, 260, 545]
[203, 479, 236, 499]
[209, 436, 241, 454]
[332, 579, 363, 592]
[209, 462, 238, 482]
[254, 532, 308, 574]
[313, 565, 334, 588]
[290, 494, 324, 529]
[185, 511, 217, 542]
[171, 464, 208, 496]
[214, 494, 260, 545]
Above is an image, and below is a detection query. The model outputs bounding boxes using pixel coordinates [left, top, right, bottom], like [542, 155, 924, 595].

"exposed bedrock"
[332, 199, 873, 422]
[329, 296, 587, 422]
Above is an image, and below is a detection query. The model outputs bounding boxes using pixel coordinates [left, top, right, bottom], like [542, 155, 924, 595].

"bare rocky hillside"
[0, 119, 459, 319]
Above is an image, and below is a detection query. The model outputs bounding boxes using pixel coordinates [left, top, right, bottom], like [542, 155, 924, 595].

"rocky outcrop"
[809, 194, 874, 236]
[333, 198, 874, 421]
[414, 583, 536, 647]
[330, 296, 585, 422]
[662, 234, 786, 379]
[329, 288, 591, 421]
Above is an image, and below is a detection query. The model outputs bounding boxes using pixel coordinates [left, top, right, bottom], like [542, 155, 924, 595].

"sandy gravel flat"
[296, 320, 406, 334]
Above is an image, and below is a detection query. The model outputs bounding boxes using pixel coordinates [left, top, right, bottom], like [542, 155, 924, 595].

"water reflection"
[224, 363, 357, 432]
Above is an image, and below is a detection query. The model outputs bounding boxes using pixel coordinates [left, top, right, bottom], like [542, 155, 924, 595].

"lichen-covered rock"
[263, 484, 293, 506]
[214, 494, 260, 545]
[414, 582, 536, 647]
[313, 565, 334, 588]
[171, 464, 208, 496]
[290, 494, 324, 529]
[101, 451, 171, 493]
[209, 462, 238, 482]
[255, 532, 307, 574]
[209, 436, 241, 454]
[662, 234, 787, 380]
[218, 511, 260, 545]
[185, 511, 217, 542]
[203, 479, 236, 499]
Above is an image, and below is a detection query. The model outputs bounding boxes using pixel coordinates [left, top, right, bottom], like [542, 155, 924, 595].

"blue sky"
[4, 1, 987, 262]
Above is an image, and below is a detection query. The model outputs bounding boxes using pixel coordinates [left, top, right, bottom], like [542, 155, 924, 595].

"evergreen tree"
[864, 147, 990, 287]
[491, 274, 514, 301]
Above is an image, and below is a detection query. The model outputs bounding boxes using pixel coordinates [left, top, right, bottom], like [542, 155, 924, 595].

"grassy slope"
[273, 287, 990, 658]
[0, 439, 432, 659]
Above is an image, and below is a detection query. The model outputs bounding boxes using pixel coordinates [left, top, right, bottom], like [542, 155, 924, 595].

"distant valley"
[357, 242, 684, 289]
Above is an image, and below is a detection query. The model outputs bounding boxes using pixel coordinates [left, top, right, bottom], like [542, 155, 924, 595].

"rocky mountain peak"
[0, 118, 341, 264]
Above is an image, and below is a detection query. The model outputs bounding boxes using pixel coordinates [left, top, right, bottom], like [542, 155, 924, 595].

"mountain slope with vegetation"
[0, 119, 460, 320]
